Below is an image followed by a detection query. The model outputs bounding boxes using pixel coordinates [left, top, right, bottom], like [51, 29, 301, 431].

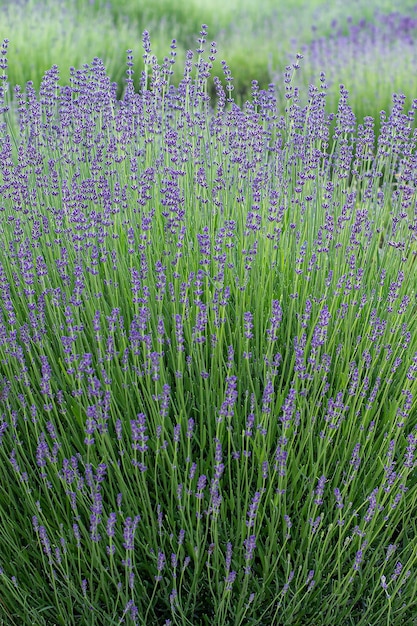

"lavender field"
[0, 17, 417, 626]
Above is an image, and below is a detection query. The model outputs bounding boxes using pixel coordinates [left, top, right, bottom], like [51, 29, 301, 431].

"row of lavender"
[1, 29, 417, 625]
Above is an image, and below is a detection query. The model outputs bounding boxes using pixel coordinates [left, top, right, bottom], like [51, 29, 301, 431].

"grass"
[0, 11, 417, 626]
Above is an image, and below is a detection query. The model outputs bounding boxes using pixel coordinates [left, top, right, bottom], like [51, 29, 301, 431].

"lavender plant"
[1, 27, 417, 626]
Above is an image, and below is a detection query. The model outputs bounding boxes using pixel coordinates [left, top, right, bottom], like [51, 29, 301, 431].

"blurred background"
[1, 0, 417, 125]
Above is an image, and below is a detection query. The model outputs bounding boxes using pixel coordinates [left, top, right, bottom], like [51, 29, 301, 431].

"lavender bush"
[1, 27, 417, 625]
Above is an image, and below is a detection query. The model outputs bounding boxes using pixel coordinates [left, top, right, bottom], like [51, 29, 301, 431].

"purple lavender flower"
[189, 463, 197, 481]
[246, 491, 262, 528]
[225, 570, 237, 590]
[219, 376, 238, 420]
[404, 432, 417, 468]
[157, 504, 164, 535]
[353, 544, 366, 571]
[36, 433, 49, 468]
[280, 388, 297, 428]
[123, 516, 141, 551]
[364, 488, 379, 523]
[213, 440, 225, 481]
[350, 443, 361, 472]
[155, 551, 166, 582]
[186, 418, 195, 439]
[130, 413, 148, 453]
[314, 475, 327, 505]
[195, 475, 207, 499]
[266, 300, 282, 341]
[305, 570, 315, 591]
[40, 355, 52, 396]
[309, 515, 322, 534]
[173, 423, 181, 444]
[38, 526, 52, 560]
[282, 570, 294, 595]
[274, 436, 288, 477]
[334, 488, 344, 509]
[73, 523, 81, 548]
[243, 534, 257, 574]
[262, 379, 274, 414]
[391, 561, 403, 581]
[243, 311, 254, 339]
[311, 305, 331, 349]
[386, 544, 397, 561]
[160, 384, 171, 418]
[106, 512, 117, 539]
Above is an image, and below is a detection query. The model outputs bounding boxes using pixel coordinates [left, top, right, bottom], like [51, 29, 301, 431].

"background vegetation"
[2, 0, 417, 122]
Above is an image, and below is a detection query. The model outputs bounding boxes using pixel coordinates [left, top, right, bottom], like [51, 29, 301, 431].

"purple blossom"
[186, 418, 195, 439]
[282, 570, 294, 595]
[404, 431, 417, 468]
[243, 311, 254, 339]
[391, 561, 403, 581]
[195, 475, 207, 499]
[40, 355, 52, 396]
[106, 512, 117, 539]
[274, 436, 288, 476]
[280, 388, 297, 428]
[225, 570, 237, 590]
[364, 488, 379, 523]
[386, 544, 397, 561]
[353, 542, 368, 571]
[262, 379, 274, 414]
[189, 463, 197, 481]
[173, 423, 181, 444]
[155, 551, 166, 581]
[36, 433, 49, 469]
[243, 534, 256, 574]
[350, 443, 361, 472]
[38, 526, 52, 560]
[246, 491, 262, 528]
[130, 413, 148, 454]
[73, 523, 81, 548]
[157, 504, 164, 535]
[219, 376, 238, 420]
[311, 305, 331, 349]
[309, 515, 322, 534]
[213, 440, 225, 481]
[334, 488, 344, 509]
[225, 542, 233, 572]
[160, 384, 171, 417]
[266, 300, 282, 340]
[305, 570, 315, 591]
[314, 475, 327, 505]
[123, 515, 140, 550]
